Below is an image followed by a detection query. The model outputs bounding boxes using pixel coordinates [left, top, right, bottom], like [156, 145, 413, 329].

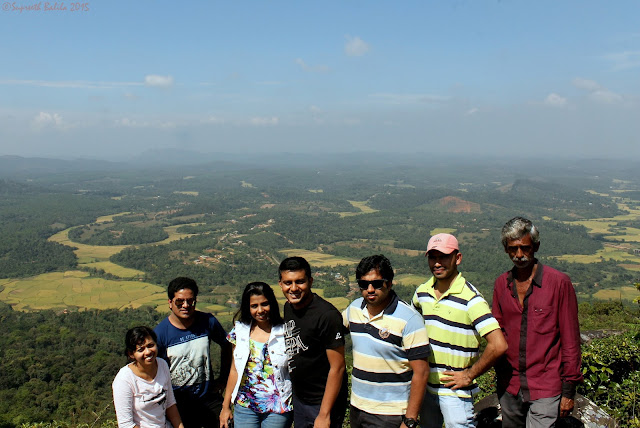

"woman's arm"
[219, 345, 238, 428]
[112, 370, 138, 428]
[166, 404, 184, 428]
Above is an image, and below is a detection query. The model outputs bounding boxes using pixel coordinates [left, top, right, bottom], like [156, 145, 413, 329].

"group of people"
[112, 216, 582, 428]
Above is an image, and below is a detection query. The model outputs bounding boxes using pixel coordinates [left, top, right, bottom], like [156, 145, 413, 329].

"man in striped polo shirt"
[343, 254, 430, 428]
[412, 233, 507, 428]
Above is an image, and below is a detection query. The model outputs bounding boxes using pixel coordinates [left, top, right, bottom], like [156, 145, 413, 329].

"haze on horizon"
[1, 1, 639, 161]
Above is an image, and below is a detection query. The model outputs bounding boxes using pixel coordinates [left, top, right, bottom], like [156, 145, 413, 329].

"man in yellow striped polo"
[412, 233, 507, 428]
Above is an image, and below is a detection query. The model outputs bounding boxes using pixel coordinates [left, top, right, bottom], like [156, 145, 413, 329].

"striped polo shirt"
[343, 291, 430, 416]
[412, 273, 499, 398]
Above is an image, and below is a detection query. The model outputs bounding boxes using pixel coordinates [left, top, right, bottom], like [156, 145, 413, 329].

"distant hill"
[0, 155, 125, 178]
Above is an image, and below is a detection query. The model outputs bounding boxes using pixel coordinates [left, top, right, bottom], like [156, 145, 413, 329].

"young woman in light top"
[220, 282, 293, 428]
[112, 326, 184, 428]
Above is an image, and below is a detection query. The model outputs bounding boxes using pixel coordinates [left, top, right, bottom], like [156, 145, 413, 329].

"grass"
[241, 181, 254, 188]
[395, 274, 427, 287]
[334, 200, 379, 217]
[592, 286, 640, 302]
[431, 227, 457, 235]
[95, 212, 131, 223]
[278, 249, 358, 267]
[49, 228, 128, 262]
[173, 191, 199, 196]
[553, 246, 640, 263]
[0, 271, 166, 311]
[80, 261, 146, 278]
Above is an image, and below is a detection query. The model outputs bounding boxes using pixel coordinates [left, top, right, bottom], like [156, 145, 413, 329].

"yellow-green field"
[0, 271, 166, 311]
[154, 224, 199, 244]
[278, 249, 358, 267]
[553, 246, 640, 264]
[95, 212, 131, 223]
[566, 220, 616, 235]
[49, 228, 128, 262]
[308, 189, 323, 193]
[173, 191, 199, 196]
[606, 227, 640, 243]
[395, 274, 426, 287]
[241, 181, 254, 188]
[334, 200, 379, 217]
[592, 286, 640, 301]
[80, 261, 146, 278]
[431, 228, 456, 235]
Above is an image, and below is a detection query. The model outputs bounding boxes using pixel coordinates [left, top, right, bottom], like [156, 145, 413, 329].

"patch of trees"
[68, 223, 168, 246]
[0, 181, 125, 279]
[0, 304, 165, 427]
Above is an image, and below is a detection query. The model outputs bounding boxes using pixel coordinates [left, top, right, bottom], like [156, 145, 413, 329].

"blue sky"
[1, 0, 639, 160]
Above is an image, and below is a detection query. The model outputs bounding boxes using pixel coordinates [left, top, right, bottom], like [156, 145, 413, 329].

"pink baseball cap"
[426, 233, 459, 255]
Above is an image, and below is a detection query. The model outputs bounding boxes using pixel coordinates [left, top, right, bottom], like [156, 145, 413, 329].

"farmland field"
[0, 271, 166, 311]
[278, 249, 358, 266]
[592, 286, 640, 301]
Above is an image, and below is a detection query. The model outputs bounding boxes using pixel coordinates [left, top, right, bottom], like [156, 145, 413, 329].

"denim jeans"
[233, 404, 293, 428]
[420, 391, 476, 428]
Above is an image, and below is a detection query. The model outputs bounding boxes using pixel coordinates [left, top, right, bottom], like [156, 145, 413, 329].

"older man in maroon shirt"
[492, 217, 582, 428]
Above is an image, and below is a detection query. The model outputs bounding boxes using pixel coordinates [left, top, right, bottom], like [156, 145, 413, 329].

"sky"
[1, 0, 639, 160]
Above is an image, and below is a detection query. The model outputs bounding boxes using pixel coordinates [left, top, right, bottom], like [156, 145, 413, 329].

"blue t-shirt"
[155, 311, 227, 399]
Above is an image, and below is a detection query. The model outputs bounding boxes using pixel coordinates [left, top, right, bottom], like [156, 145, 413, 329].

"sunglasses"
[357, 279, 388, 290]
[174, 298, 196, 307]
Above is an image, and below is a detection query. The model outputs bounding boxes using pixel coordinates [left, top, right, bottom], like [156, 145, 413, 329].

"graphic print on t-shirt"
[283, 319, 308, 372]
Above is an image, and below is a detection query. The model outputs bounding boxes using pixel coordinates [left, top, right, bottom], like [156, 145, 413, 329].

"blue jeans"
[420, 391, 476, 428]
[233, 404, 293, 428]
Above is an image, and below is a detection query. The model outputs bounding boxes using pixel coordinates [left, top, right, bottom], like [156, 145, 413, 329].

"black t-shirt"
[283, 293, 348, 405]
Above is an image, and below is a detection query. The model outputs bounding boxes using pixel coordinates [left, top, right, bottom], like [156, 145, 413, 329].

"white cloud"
[590, 90, 623, 104]
[31, 111, 67, 130]
[544, 93, 567, 107]
[572, 78, 601, 91]
[370, 93, 449, 104]
[295, 58, 330, 73]
[465, 107, 479, 115]
[144, 75, 174, 88]
[602, 50, 640, 71]
[344, 35, 370, 57]
[573, 78, 623, 104]
[249, 116, 279, 126]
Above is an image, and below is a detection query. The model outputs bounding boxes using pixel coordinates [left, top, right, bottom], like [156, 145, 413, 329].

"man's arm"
[404, 358, 429, 426]
[442, 328, 507, 389]
[314, 346, 346, 428]
[558, 277, 583, 417]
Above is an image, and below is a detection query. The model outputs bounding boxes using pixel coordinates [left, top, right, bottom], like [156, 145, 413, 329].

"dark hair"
[168, 277, 199, 299]
[124, 326, 157, 362]
[356, 254, 394, 282]
[278, 256, 312, 280]
[234, 282, 284, 326]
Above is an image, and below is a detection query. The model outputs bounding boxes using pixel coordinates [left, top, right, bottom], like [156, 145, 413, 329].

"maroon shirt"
[492, 262, 582, 401]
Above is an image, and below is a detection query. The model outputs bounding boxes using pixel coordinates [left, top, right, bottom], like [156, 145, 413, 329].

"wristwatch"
[402, 415, 420, 428]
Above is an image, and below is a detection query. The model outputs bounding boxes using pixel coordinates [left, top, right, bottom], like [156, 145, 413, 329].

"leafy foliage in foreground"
[579, 331, 640, 427]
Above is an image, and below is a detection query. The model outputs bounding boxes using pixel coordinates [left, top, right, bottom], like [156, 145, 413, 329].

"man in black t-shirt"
[278, 256, 347, 428]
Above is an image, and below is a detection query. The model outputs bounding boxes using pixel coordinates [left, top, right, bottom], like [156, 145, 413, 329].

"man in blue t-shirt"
[155, 277, 232, 428]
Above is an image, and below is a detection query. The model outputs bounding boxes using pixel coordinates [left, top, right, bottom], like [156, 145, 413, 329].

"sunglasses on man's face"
[173, 298, 196, 307]
[357, 279, 388, 290]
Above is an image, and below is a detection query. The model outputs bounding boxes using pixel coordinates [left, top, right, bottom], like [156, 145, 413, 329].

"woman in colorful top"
[112, 326, 184, 428]
[220, 282, 293, 428]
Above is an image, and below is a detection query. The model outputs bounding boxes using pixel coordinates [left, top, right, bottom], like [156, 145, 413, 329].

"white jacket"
[230, 321, 292, 404]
